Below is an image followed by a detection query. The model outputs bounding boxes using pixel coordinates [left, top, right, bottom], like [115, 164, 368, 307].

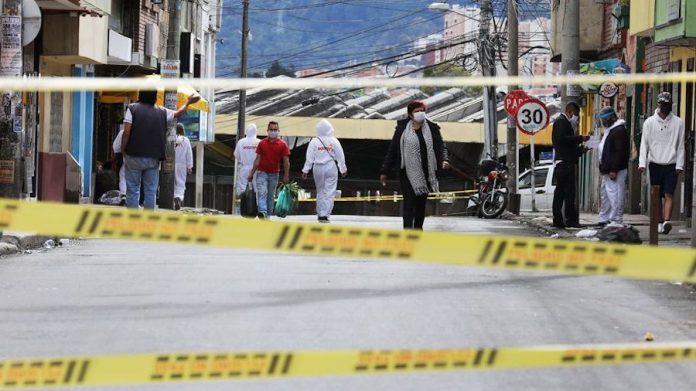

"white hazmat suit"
[174, 135, 194, 200]
[302, 119, 347, 221]
[234, 124, 260, 195]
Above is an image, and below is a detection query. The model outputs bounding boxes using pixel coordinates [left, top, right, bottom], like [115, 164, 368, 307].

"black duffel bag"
[240, 183, 258, 218]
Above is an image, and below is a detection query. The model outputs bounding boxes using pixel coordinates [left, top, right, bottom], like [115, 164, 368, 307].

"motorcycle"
[468, 158, 509, 219]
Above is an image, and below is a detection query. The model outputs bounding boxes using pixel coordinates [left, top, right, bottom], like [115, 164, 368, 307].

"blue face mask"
[268, 130, 279, 139]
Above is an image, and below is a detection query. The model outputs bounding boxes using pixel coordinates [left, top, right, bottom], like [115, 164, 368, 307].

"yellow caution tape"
[298, 191, 475, 203]
[1, 199, 695, 283]
[0, 342, 693, 388]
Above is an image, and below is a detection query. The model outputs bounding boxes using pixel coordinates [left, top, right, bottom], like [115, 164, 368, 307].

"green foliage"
[422, 63, 481, 96]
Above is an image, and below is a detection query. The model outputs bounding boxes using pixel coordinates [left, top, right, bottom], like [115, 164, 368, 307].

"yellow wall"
[630, 0, 655, 36]
[670, 47, 696, 118]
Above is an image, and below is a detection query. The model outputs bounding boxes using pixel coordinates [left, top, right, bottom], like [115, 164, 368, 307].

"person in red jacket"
[247, 121, 290, 218]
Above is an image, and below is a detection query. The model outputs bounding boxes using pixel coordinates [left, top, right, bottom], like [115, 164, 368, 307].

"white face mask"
[268, 130, 279, 139]
[569, 114, 579, 125]
[413, 111, 427, 123]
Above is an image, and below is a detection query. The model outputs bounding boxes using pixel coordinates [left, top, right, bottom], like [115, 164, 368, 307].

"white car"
[518, 161, 556, 211]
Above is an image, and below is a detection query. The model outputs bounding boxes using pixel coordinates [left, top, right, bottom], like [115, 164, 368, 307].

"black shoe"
[597, 221, 609, 227]
[552, 222, 566, 229]
[174, 197, 181, 211]
[566, 223, 586, 229]
[257, 213, 265, 219]
[318, 216, 329, 223]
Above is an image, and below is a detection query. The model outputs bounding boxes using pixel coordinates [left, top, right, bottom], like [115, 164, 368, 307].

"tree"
[266, 60, 296, 78]
[422, 62, 481, 96]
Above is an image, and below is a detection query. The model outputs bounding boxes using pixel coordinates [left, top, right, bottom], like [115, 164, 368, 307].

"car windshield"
[519, 168, 548, 189]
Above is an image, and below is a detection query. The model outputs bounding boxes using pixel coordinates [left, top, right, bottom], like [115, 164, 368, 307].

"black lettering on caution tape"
[353, 349, 496, 372]
[275, 226, 420, 259]
[480, 239, 626, 276]
[72, 211, 217, 244]
[149, 353, 293, 380]
[0, 358, 90, 387]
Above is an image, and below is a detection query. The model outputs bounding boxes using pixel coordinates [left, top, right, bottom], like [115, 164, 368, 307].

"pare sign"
[504, 90, 531, 117]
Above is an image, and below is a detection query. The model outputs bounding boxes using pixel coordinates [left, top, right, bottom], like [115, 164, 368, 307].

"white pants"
[236, 164, 254, 195]
[174, 163, 188, 200]
[313, 162, 338, 218]
[599, 168, 627, 223]
[119, 165, 126, 196]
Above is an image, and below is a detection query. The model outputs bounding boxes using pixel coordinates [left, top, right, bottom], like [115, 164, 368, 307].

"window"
[668, 0, 681, 22]
[519, 168, 548, 189]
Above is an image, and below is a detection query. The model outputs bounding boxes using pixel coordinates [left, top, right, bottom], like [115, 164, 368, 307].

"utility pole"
[561, 0, 580, 106]
[161, 0, 182, 210]
[480, 0, 498, 159]
[0, 0, 23, 198]
[231, 0, 250, 214]
[506, 0, 519, 213]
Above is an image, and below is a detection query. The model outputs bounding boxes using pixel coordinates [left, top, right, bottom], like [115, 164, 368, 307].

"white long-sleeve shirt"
[639, 110, 685, 170]
[175, 135, 194, 169]
[113, 129, 124, 154]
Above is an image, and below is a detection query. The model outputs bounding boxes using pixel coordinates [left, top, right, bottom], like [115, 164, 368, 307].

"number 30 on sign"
[516, 99, 549, 135]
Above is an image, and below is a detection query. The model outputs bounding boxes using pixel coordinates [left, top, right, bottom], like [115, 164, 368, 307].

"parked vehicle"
[468, 158, 510, 218]
[518, 161, 556, 211]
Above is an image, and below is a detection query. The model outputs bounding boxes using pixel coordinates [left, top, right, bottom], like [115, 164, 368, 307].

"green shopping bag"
[274, 183, 296, 218]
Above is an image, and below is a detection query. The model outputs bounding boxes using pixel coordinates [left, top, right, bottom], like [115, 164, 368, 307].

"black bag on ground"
[597, 225, 642, 244]
[240, 183, 258, 218]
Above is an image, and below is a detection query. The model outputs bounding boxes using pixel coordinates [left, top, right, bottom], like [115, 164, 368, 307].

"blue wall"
[70, 65, 95, 199]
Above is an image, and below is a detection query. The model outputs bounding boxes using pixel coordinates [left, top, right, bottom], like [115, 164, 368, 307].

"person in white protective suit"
[174, 124, 193, 210]
[301, 119, 347, 223]
[112, 127, 126, 201]
[234, 123, 260, 195]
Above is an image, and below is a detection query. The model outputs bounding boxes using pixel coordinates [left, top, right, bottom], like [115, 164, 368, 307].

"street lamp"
[428, 1, 498, 159]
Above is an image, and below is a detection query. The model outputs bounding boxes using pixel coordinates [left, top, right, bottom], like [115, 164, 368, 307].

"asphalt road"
[0, 216, 695, 390]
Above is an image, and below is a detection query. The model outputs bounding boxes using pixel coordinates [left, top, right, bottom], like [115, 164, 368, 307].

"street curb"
[0, 234, 56, 257]
[502, 212, 570, 238]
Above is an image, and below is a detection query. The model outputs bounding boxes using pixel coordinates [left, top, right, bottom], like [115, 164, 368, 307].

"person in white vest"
[174, 124, 193, 210]
[234, 123, 261, 196]
[301, 119, 347, 223]
[112, 127, 126, 202]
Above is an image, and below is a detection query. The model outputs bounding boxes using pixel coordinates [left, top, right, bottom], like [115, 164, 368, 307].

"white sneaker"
[662, 221, 672, 234]
[658, 222, 664, 234]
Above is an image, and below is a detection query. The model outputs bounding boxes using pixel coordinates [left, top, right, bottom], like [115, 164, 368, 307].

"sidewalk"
[508, 211, 692, 247]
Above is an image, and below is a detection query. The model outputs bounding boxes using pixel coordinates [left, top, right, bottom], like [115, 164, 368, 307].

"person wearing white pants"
[234, 124, 260, 196]
[597, 107, 629, 225]
[112, 127, 127, 200]
[174, 124, 194, 210]
[302, 119, 347, 223]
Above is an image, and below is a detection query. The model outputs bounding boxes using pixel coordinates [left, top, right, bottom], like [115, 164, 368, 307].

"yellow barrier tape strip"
[0, 342, 693, 388]
[4, 72, 696, 92]
[1, 199, 695, 283]
[298, 193, 473, 203]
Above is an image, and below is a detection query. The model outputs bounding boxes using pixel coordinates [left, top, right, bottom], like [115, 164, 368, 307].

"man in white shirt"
[638, 92, 685, 234]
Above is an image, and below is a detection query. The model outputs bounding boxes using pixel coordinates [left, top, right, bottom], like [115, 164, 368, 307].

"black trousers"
[552, 162, 579, 226]
[400, 171, 428, 229]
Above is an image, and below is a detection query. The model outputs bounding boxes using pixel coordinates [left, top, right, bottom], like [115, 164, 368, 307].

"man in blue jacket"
[597, 107, 629, 225]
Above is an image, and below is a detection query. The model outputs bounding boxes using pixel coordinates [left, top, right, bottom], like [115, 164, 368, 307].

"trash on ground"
[575, 229, 598, 238]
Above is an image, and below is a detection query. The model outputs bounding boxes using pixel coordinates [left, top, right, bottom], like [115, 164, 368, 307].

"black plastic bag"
[597, 225, 642, 244]
[240, 183, 258, 218]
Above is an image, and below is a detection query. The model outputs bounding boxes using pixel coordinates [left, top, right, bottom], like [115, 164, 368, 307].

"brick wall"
[133, 0, 167, 57]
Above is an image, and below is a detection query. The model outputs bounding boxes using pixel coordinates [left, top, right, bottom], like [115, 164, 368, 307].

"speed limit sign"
[516, 99, 549, 135]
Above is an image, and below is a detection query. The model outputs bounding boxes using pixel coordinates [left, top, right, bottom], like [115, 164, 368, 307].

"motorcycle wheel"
[479, 190, 508, 219]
